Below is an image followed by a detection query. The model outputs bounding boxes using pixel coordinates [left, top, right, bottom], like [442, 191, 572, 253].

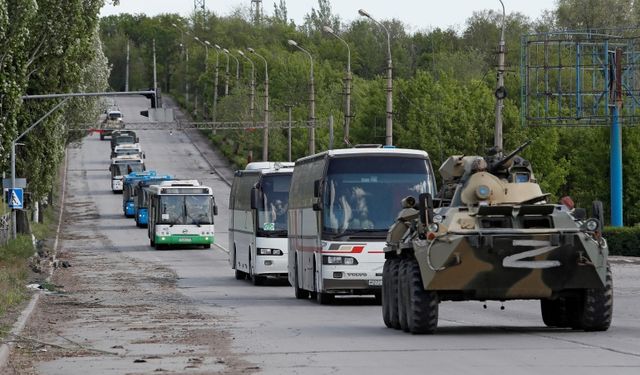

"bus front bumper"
[154, 235, 214, 246]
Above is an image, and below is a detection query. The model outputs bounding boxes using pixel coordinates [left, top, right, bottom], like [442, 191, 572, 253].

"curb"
[0, 149, 69, 370]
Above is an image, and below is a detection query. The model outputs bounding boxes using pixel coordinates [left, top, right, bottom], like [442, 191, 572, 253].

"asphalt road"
[62, 97, 640, 374]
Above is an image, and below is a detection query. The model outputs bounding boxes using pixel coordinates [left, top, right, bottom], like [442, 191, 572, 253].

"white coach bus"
[110, 155, 145, 193]
[229, 162, 294, 285]
[147, 180, 218, 250]
[288, 147, 436, 304]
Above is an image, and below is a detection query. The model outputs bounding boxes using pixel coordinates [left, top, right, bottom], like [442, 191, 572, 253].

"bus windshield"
[322, 156, 435, 238]
[256, 174, 292, 236]
[112, 163, 143, 178]
[159, 195, 214, 225]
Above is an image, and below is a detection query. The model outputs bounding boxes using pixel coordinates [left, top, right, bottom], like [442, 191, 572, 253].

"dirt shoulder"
[3, 160, 256, 374]
[4, 238, 256, 374]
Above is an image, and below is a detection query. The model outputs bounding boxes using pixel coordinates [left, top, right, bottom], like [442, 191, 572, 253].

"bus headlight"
[257, 248, 283, 256]
[323, 256, 359, 265]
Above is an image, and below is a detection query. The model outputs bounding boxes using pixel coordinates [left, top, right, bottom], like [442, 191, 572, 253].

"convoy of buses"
[103, 124, 438, 304]
[228, 146, 436, 304]
[103, 129, 218, 250]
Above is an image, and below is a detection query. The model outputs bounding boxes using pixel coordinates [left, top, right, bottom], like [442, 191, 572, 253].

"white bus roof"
[245, 161, 295, 171]
[295, 147, 429, 164]
[112, 155, 144, 164]
[158, 180, 201, 187]
[114, 144, 142, 151]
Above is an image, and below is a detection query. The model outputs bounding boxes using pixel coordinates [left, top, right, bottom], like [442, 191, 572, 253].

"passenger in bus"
[328, 183, 373, 231]
[270, 199, 288, 229]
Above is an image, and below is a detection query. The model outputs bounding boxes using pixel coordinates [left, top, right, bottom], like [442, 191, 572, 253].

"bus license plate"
[368, 279, 382, 286]
[178, 238, 192, 243]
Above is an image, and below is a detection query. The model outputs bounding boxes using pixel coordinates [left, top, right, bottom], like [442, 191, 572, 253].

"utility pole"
[286, 105, 293, 162]
[153, 39, 158, 94]
[249, 48, 269, 161]
[125, 40, 130, 91]
[494, 0, 506, 154]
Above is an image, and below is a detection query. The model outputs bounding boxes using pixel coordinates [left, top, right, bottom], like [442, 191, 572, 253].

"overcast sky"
[100, 0, 557, 31]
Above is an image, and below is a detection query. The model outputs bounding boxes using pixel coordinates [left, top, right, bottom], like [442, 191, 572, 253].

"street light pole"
[11, 98, 69, 238]
[359, 9, 393, 146]
[249, 48, 269, 161]
[194, 36, 210, 118]
[224, 48, 240, 84]
[171, 23, 189, 109]
[238, 50, 256, 120]
[213, 44, 221, 124]
[224, 50, 230, 96]
[323, 25, 352, 146]
[288, 39, 315, 155]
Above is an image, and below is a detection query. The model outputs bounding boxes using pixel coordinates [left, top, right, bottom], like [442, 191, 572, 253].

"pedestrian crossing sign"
[8, 188, 23, 209]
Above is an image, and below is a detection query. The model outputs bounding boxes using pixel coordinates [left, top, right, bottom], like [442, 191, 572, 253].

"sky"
[100, 0, 558, 31]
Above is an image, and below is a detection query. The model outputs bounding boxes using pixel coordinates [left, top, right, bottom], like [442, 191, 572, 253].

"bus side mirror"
[313, 179, 323, 211]
[250, 187, 259, 210]
[418, 193, 434, 224]
[213, 205, 218, 216]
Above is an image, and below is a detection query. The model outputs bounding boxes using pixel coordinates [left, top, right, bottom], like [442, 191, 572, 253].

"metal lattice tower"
[251, 0, 262, 23]
[194, 0, 205, 13]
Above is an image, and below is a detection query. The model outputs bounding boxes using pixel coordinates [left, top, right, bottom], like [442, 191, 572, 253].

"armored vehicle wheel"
[398, 258, 410, 332]
[540, 298, 569, 327]
[406, 257, 439, 334]
[382, 258, 400, 329]
[317, 292, 334, 305]
[579, 265, 613, 331]
[235, 270, 245, 280]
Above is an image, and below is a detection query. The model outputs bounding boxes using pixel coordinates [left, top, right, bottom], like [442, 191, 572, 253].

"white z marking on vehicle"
[503, 240, 562, 269]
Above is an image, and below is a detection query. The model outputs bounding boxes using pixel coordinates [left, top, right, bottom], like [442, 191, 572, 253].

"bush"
[603, 227, 640, 257]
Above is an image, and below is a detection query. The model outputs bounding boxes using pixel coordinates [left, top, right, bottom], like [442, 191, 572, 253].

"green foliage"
[1, 0, 109, 202]
[97, 0, 640, 226]
[603, 226, 640, 257]
[0, 235, 33, 318]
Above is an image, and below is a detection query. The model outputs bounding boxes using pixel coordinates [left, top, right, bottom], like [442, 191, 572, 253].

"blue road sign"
[8, 188, 24, 209]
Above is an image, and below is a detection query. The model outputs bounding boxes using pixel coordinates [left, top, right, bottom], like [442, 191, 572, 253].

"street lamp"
[323, 25, 352, 146]
[171, 23, 189, 109]
[208, 42, 221, 123]
[224, 48, 240, 85]
[223, 48, 230, 96]
[193, 36, 209, 118]
[359, 9, 393, 146]
[288, 39, 316, 155]
[249, 47, 269, 161]
[238, 50, 256, 120]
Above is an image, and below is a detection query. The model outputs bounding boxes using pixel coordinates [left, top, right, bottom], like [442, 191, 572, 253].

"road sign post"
[8, 188, 24, 210]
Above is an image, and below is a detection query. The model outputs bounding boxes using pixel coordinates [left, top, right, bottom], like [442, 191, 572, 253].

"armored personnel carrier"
[383, 142, 612, 334]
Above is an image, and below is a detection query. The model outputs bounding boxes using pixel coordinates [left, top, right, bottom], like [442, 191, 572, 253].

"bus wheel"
[150, 238, 155, 247]
[293, 261, 309, 299]
[203, 244, 211, 249]
[252, 275, 264, 286]
[317, 292, 334, 305]
[235, 270, 245, 280]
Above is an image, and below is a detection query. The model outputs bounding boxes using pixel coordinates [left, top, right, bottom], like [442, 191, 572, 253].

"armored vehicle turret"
[382, 142, 612, 334]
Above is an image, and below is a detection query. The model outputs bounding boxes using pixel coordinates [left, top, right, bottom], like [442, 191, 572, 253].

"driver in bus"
[270, 199, 287, 229]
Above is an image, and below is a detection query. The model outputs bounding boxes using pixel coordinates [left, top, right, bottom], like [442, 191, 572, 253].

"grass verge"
[0, 235, 34, 321]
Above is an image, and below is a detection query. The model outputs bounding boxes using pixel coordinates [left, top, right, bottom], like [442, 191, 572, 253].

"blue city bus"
[122, 171, 158, 217]
[134, 176, 174, 227]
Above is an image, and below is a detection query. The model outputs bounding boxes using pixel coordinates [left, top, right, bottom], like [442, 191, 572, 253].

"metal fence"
[0, 213, 10, 246]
